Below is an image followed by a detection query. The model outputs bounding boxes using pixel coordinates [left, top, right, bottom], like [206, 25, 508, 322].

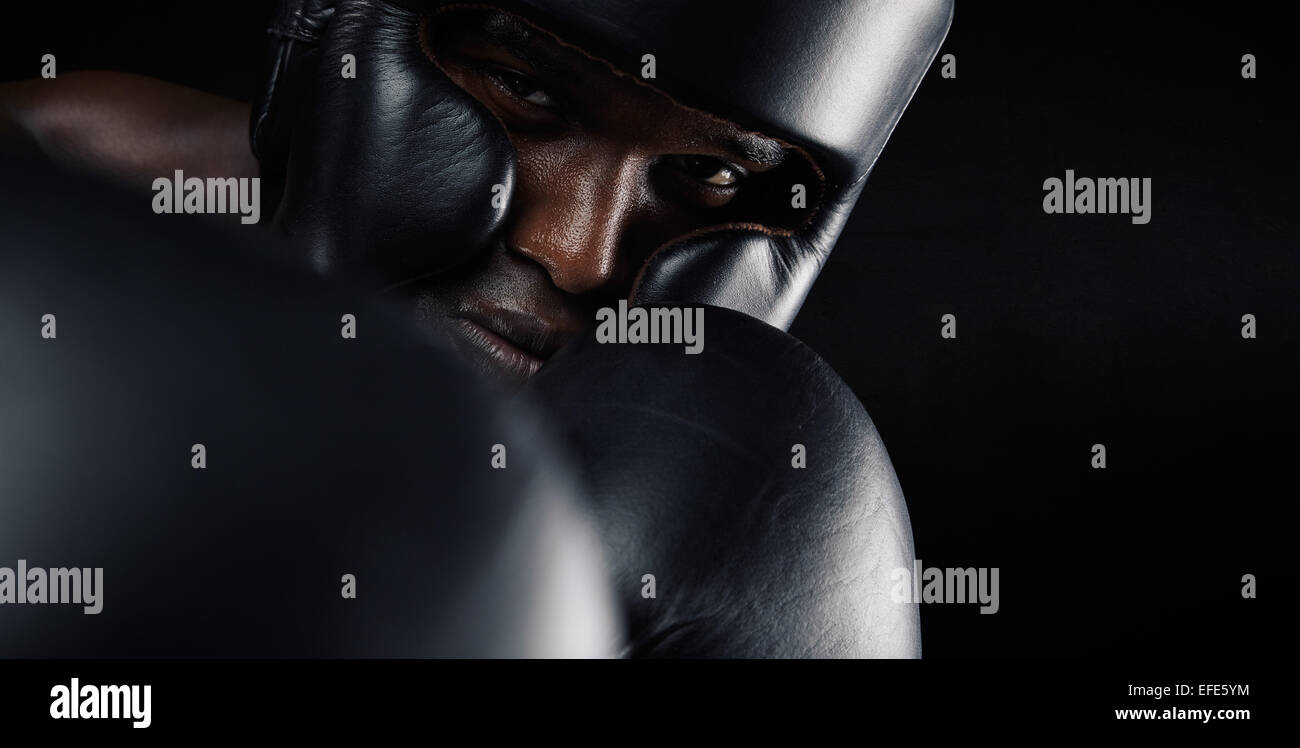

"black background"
[2, 1, 1290, 659]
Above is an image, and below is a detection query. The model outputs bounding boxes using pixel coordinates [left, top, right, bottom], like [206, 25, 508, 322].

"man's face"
[301, 7, 807, 384]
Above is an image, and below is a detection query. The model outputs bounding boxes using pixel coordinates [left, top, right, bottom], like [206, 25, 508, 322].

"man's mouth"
[449, 305, 567, 384]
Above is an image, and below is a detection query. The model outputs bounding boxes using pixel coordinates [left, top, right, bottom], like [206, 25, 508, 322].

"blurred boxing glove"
[0, 154, 617, 658]
[525, 305, 920, 657]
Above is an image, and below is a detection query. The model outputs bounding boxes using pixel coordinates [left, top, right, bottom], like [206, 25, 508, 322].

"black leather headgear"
[252, 0, 953, 328]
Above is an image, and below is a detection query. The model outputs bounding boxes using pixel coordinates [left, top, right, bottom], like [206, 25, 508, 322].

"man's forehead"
[461, 8, 788, 167]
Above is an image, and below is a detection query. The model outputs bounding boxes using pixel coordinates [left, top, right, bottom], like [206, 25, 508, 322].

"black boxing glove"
[253, 0, 516, 287]
[0, 155, 617, 658]
[513, 0, 954, 330]
[525, 306, 921, 657]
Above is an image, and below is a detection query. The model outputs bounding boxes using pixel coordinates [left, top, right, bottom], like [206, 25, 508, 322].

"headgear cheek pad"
[510, 0, 953, 329]
[253, 1, 952, 328]
[252, 0, 517, 285]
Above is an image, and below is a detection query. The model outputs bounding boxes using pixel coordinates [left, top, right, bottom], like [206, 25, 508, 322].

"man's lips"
[448, 306, 571, 382]
[460, 307, 566, 359]
[453, 317, 543, 381]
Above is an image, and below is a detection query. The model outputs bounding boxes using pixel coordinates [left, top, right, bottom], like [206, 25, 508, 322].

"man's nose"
[508, 148, 644, 296]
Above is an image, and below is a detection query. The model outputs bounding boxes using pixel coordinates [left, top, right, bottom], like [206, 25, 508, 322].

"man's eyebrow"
[475, 13, 575, 79]
[723, 132, 788, 168]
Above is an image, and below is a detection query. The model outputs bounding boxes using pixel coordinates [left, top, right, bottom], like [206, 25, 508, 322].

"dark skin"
[0, 10, 790, 384]
[0, 72, 257, 188]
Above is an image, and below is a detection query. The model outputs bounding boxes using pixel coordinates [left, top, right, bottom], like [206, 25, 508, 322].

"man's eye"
[671, 156, 743, 188]
[490, 69, 556, 108]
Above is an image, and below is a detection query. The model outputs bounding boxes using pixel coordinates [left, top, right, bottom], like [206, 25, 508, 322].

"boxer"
[2, 1, 951, 384]
[0, 1, 953, 657]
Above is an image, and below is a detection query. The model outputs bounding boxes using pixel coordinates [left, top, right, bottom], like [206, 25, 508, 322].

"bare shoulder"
[0, 71, 256, 187]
